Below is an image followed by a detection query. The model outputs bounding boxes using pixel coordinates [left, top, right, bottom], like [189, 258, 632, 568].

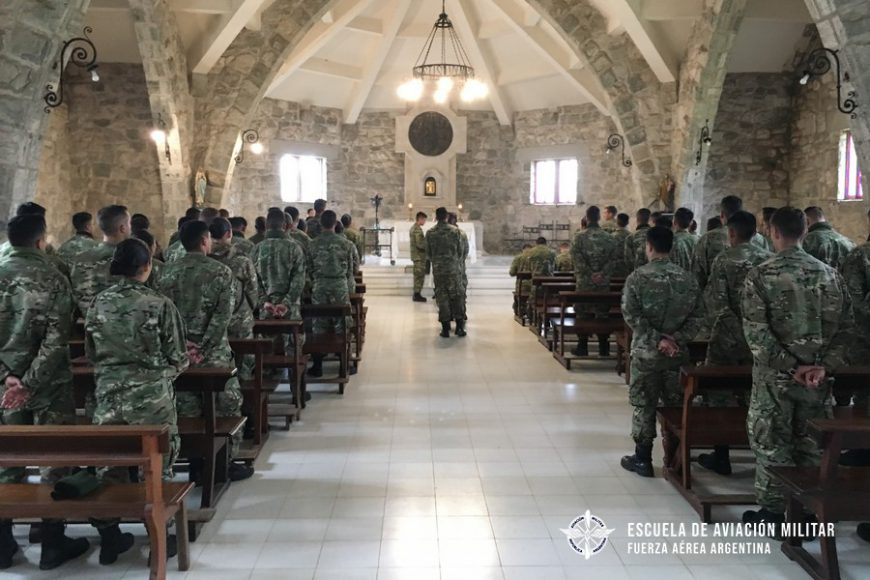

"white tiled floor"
[5, 292, 870, 579]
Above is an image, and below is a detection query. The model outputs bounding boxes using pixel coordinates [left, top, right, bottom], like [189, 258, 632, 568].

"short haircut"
[255, 216, 266, 232]
[522, 244, 533, 250]
[341, 214, 352, 227]
[617, 213, 630, 227]
[771, 207, 806, 240]
[320, 210, 338, 229]
[210, 217, 232, 239]
[606, 205, 617, 216]
[229, 217, 246, 230]
[200, 207, 220, 225]
[559, 242, 570, 249]
[727, 210, 757, 243]
[180, 220, 210, 251]
[7, 215, 46, 247]
[131, 213, 150, 231]
[219, 209, 230, 218]
[654, 215, 673, 229]
[133, 229, 155, 251]
[707, 216, 722, 231]
[298, 219, 307, 232]
[314, 199, 327, 212]
[586, 205, 601, 223]
[416, 211, 428, 220]
[185, 207, 202, 219]
[674, 207, 694, 229]
[720, 196, 743, 220]
[72, 212, 92, 232]
[266, 208, 286, 230]
[109, 238, 152, 277]
[98, 205, 129, 235]
[436, 207, 448, 221]
[15, 202, 46, 217]
[636, 208, 651, 224]
[335, 222, 344, 234]
[646, 226, 674, 254]
[285, 206, 299, 221]
[177, 216, 191, 230]
[804, 206, 824, 221]
[762, 207, 777, 223]
[536, 237, 547, 245]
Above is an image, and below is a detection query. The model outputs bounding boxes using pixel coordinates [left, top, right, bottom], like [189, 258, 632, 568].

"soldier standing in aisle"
[410, 211, 429, 302]
[426, 207, 466, 337]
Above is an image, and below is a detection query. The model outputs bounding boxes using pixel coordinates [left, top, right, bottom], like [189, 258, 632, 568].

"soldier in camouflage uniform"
[670, 207, 698, 272]
[284, 207, 312, 255]
[841, 240, 870, 409]
[697, 211, 772, 475]
[554, 242, 573, 272]
[57, 212, 97, 264]
[426, 207, 467, 337]
[341, 214, 364, 263]
[448, 213, 469, 294]
[157, 221, 254, 482]
[210, 219, 258, 381]
[0, 215, 89, 571]
[741, 207, 852, 532]
[133, 229, 164, 288]
[69, 205, 131, 316]
[86, 238, 189, 564]
[164, 216, 191, 263]
[759, 207, 776, 252]
[526, 237, 556, 307]
[611, 213, 632, 278]
[307, 211, 355, 376]
[229, 217, 255, 256]
[410, 212, 429, 302]
[625, 208, 652, 273]
[571, 206, 618, 357]
[510, 244, 532, 318]
[249, 216, 266, 246]
[601, 205, 619, 233]
[620, 226, 704, 478]
[802, 206, 855, 270]
[168, 208, 201, 249]
[0, 202, 70, 278]
[306, 199, 326, 239]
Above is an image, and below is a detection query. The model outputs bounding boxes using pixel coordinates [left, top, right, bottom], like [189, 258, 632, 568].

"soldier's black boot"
[0, 520, 18, 570]
[413, 292, 427, 303]
[840, 448, 870, 466]
[698, 445, 732, 476]
[309, 355, 324, 377]
[597, 335, 610, 357]
[39, 522, 89, 570]
[571, 337, 588, 357]
[228, 462, 255, 481]
[455, 319, 466, 337]
[98, 523, 134, 565]
[440, 322, 451, 338]
[620, 443, 654, 478]
[741, 508, 784, 540]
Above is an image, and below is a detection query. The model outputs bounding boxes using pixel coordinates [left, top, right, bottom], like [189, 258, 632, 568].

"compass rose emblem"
[560, 510, 614, 559]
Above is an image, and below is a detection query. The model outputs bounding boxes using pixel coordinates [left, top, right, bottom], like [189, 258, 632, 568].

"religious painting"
[424, 176, 437, 197]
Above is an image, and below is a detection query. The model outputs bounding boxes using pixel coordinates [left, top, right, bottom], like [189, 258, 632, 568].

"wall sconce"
[407, 202, 414, 220]
[150, 113, 171, 164]
[799, 47, 858, 118]
[235, 129, 262, 164]
[457, 203, 464, 220]
[605, 134, 632, 167]
[44, 26, 100, 113]
[695, 119, 713, 166]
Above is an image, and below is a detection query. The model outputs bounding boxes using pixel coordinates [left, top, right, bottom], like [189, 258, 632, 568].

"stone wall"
[701, 73, 793, 223]
[34, 103, 77, 246]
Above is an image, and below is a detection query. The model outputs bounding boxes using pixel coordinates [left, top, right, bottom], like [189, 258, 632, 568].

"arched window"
[280, 154, 327, 203]
[838, 131, 863, 201]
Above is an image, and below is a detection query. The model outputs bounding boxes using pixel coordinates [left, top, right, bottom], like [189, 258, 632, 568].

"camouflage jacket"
[622, 257, 704, 356]
[555, 252, 573, 273]
[156, 252, 235, 365]
[306, 215, 323, 239]
[802, 222, 856, 270]
[57, 233, 98, 264]
[600, 219, 619, 233]
[571, 224, 618, 290]
[611, 227, 631, 277]
[0, 248, 74, 409]
[70, 242, 120, 315]
[209, 239, 258, 333]
[410, 223, 427, 262]
[693, 227, 768, 289]
[510, 249, 531, 293]
[344, 227, 364, 260]
[288, 229, 311, 256]
[164, 240, 186, 263]
[168, 231, 180, 248]
[309, 231, 356, 296]
[85, 277, 188, 398]
[250, 229, 306, 319]
[249, 232, 265, 246]
[841, 243, 870, 332]
[457, 227, 469, 265]
[1, 240, 70, 278]
[425, 222, 463, 276]
[742, 246, 852, 373]
[526, 244, 555, 281]
[147, 258, 164, 289]
[231, 232, 255, 256]
[625, 225, 650, 273]
[670, 230, 698, 272]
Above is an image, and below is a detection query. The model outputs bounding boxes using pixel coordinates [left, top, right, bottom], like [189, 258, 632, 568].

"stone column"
[0, 0, 89, 232]
[671, 0, 749, 219]
[804, 0, 870, 193]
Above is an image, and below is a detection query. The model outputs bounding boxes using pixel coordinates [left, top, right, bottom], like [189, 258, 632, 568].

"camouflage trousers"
[91, 380, 179, 529]
[747, 372, 832, 513]
[704, 316, 752, 407]
[229, 324, 255, 381]
[412, 259, 429, 293]
[629, 352, 686, 445]
[432, 271, 466, 323]
[311, 283, 351, 335]
[177, 368, 243, 460]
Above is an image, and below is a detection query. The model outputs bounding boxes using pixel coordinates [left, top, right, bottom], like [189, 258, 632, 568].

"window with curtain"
[280, 154, 327, 203]
[838, 131, 863, 201]
[530, 158, 578, 205]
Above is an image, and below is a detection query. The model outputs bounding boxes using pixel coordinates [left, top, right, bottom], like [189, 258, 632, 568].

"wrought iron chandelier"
[397, 0, 488, 104]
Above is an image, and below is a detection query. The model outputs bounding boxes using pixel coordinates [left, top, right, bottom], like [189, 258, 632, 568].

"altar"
[380, 219, 482, 263]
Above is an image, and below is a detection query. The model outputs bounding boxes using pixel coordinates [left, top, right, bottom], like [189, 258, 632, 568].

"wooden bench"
[350, 293, 365, 365]
[552, 292, 623, 369]
[253, 319, 307, 425]
[302, 303, 353, 394]
[230, 338, 274, 462]
[617, 326, 708, 384]
[528, 278, 575, 343]
[0, 425, 192, 579]
[513, 271, 531, 324]
[775, 416, 870, 580]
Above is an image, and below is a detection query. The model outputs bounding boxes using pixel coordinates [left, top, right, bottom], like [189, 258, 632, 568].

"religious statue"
[654, 174, 675, 211]
[424, 176, 437, 196]
[194, 168, 207, 208]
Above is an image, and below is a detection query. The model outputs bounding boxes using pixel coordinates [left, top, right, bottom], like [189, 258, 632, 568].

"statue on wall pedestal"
[194, 168, 207, 208]
[653, 174, 675, 211]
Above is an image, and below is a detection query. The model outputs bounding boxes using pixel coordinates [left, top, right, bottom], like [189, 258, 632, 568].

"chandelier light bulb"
[434, 89, 449, 104]
[90, 67, 100, 83]
[799, 72, 810, 86]
[250, 142, 264, 155]
[397, 79, 424, 101]
[462, 78, 488, 102]
[150, 128, 166, 145]
[437, 77, 454, 93]
[460, 83, 474, 103]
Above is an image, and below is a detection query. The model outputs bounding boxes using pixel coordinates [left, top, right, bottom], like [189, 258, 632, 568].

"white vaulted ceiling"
[86, 0, 814, 124]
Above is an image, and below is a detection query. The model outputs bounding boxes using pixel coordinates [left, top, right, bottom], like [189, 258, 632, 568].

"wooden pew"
[513, 271, 531, 325]
[775, 416, 870, 580]
[528, 278, 574, 343]
[253, 319, 307, 424]
[0, 425, 192, 579]
[350, 293, 365, 365]
[230, 338, 274, 462]
[616, 326, 708, 384]
[302, 304, 353, 394]
[551, 292, 623, 369]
